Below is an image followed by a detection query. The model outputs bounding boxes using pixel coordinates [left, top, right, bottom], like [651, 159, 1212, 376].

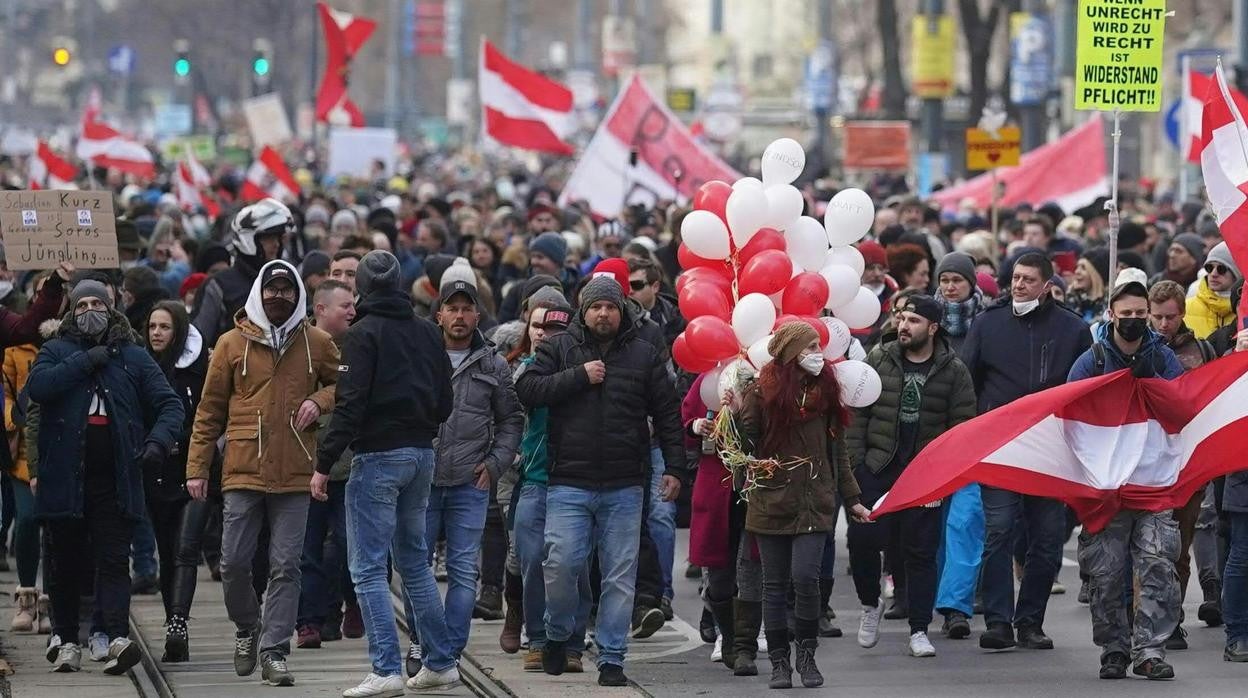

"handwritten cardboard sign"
[0, 190, 118, 270]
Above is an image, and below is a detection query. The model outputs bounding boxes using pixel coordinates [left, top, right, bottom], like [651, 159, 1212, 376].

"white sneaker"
[710, 635, 722, 662]
[103, 637, 142, 676]
[51, 642, 81, 672]
[857, 599, 884, 649]
[343, 672, 406, 698]
[406, 664, 461, 692]
[908, 631, 936, 657]
[757, 628, 768, 653]
[88, 632, 110, 661]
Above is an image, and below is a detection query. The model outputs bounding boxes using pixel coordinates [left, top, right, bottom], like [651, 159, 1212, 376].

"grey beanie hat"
[70, 279, 114, 310]
[528, 285, 568, 311]
[934, 251, 977, 287]
[579, 275, 624, 314]
[356, 250, 401, 297]
[1172, 232, 1207, 266]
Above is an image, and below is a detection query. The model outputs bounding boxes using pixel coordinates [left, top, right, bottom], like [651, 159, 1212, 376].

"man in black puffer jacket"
[515, 276, 685, 688]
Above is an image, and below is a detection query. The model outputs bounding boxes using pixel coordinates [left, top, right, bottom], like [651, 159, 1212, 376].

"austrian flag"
[870, 353, 1248, 533]
[479, 39, 575, 155]
[241, 146, 300, 203]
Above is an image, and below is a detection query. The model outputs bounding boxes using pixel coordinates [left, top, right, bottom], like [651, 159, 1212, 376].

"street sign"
[843, 121, 911, 171]
[1010, 13, 1052, 106]
[108, 44, 135, 76]
[911, 15, 955, 98]
[666, 87, 696, 113]
[965, 126, 1022, 170]
[805, 40, 837, 111]
[154, 103, 192, 137]
[1074, 0, 1166, 112]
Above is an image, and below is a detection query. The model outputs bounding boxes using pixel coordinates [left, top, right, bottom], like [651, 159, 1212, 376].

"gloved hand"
[86, 345, 111, 369]
[137, 441, 166, 470]
[1131, 356, 1155, 379]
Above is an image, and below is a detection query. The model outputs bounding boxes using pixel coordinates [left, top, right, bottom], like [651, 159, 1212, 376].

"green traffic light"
[174, 57, 190, 77]
[253, 57, 270, 76]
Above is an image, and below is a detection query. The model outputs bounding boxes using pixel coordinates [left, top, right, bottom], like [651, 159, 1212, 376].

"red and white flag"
[29, 140, 78, 190]
[930, 115, 1108, 214]
[870, 352, 1248, 533]
[480, 39, 574, 156]
[1199, 63, 1248, 326]
[241, 146, 301, 203]
[77, 115, 155, 178]
[176, 161, 219, 217]
[558, 75, 741, 218]
[1182, 70, 1248, 164]
[316, 2, 376, 127]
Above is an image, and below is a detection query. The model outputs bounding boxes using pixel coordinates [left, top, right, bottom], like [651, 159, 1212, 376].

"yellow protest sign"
[965, 127, 1021, 170]
[911, 15, 955, 99]
[1074, 0, 1166, 112]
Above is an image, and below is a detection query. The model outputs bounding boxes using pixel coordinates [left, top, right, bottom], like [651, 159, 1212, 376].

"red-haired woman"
[736, 321, 871, 690]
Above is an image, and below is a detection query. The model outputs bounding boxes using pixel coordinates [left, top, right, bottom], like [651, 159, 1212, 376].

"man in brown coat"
[186, 260, 339, 687]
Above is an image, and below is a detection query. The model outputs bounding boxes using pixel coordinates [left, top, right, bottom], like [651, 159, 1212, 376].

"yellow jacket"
[3, 343, 37, 482]
[1185, 279, 1235, 340]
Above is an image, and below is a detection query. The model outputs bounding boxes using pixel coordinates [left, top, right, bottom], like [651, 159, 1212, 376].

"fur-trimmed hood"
[56, 307, 140, 347]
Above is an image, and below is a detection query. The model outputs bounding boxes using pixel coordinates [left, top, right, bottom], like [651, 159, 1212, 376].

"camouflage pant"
[1077, 510, 1180, 663]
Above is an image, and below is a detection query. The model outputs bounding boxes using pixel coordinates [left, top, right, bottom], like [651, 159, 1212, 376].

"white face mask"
[0, 280, 13, 301]
[1013, 298, 1041, 316]
[799, 353, 825, 376]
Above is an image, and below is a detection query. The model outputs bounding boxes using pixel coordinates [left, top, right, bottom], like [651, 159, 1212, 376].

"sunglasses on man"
[629, 279, 650, 291]
[1205, 262, 1232, 275]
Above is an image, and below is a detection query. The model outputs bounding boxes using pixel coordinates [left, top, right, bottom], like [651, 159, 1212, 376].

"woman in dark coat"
[736, 321, 871, 690]
[141, 300, 217, 662]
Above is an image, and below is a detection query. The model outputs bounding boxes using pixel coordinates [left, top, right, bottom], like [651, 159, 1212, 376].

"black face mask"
[1116, 317, 1147, 343]
[262, 297, 297, 325]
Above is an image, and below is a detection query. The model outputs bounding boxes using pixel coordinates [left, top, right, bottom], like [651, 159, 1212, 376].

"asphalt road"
[622, 519, 1246, 698]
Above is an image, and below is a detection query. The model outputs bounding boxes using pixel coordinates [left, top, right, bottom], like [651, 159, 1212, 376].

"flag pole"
[1179, 54, 1190, 203]
[1105, 109, 1122, 307]
[990, 168, 1000, 236]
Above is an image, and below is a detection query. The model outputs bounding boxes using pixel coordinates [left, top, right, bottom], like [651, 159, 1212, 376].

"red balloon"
[782, 272, 830, 317]
[672, 333, 719, 373]
[678, 243, 734, 276]
[773, 314, 830, 348]
[692, 180, 733, 224]
[738, 249, 792, 297]
[738, 227, 785, 264]
[685, 316, 740, 362]
[676, 266, 733, 297]
[678, 282, 732, 322]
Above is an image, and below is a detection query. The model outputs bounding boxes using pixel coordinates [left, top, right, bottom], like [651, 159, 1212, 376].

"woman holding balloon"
[732, 322, 871, 690]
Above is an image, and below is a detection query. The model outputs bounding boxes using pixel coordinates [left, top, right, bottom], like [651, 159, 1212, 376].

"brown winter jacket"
[737, 381, 861, 536]
[187, 309, 339, 494]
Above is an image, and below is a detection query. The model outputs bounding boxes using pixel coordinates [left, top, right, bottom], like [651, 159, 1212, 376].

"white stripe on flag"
[480, 68, 573, 138]
[1203, 121, 1248, 224]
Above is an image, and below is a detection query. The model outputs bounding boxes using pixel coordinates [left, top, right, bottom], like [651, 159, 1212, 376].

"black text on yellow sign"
[1074, 0, 1166, 112]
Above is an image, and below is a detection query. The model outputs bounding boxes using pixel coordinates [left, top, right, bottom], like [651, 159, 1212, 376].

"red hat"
[857, 241, 887, 268]
[976, 271, 1000, 298]
[527, 203, 556, 223]
[179, 272, 208, 299]
[590, 258, 631, 295]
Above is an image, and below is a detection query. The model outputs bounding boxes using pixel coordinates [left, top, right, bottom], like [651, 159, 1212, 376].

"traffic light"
[52, 47, 71, 66]
[173, 39, 191, 81]
[252, 54, 270, 77]
[251, 38, 272, 94]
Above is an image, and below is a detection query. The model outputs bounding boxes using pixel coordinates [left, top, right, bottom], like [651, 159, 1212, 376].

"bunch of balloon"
[672, 137, 885, 413]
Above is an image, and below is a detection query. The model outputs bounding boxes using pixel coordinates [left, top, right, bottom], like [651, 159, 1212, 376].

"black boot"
[765, 629, 791, 689]
[163, 614, 189, 663]
[1199, 578, 1223, 627]
[708, 598, 735, 670]
[733, 599, 761, 677]
[794, 618, 823, 688]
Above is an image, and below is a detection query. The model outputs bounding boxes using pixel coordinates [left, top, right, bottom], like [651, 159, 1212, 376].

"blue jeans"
[544, 484, 643, 668]
[424, 482, 489, 657]
[299, 479, 347, 628]
[1224, 512, 1248, 644]
[648, 447, 676, 600]
[346, 448, 454, 676]
[936, 483, 985, 617]
[980, 486, 1064, 629]
[132, 507, 158, 578]
[514, 481, 590, 651]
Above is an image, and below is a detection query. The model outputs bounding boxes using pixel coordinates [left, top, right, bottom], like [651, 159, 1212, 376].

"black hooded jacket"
[515, 305, 686, 490]
[316, 289, 454, 473]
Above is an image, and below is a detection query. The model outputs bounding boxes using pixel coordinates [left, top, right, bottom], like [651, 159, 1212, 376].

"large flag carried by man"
[559, 75, 740, 218]
[479, 39, 575, 155]
[1198, 61, 1248, 326]
[870, 352, 1248, 533]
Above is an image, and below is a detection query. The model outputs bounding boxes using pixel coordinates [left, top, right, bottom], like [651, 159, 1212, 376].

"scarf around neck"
[939, 288, 982, 337]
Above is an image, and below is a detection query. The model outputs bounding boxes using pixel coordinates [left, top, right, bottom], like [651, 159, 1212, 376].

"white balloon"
[732, 293, 778, 348]
[764, 184, 804, 231]
[819, 264, 863, 310]
[732, 176, 764, 191]
[760, 138, 806, 186]
[824, 188, 875, 247]
[726, 186, 770, 248]
[832, 286, 882, 329]
[784, 216, 830, 272]
[680, 210, 731, 260]
[826, 245, 865, 277]
[847, 337, 867, 361]
[717, 358, 757, 409]
[747, 335, 774, 370]
[834, 360, 883, 408]
[819, 317, 853, 359]
[699, 366, 723, 412]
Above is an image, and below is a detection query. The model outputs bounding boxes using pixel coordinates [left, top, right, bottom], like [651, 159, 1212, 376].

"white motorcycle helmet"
[230, 198, 294, 258]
